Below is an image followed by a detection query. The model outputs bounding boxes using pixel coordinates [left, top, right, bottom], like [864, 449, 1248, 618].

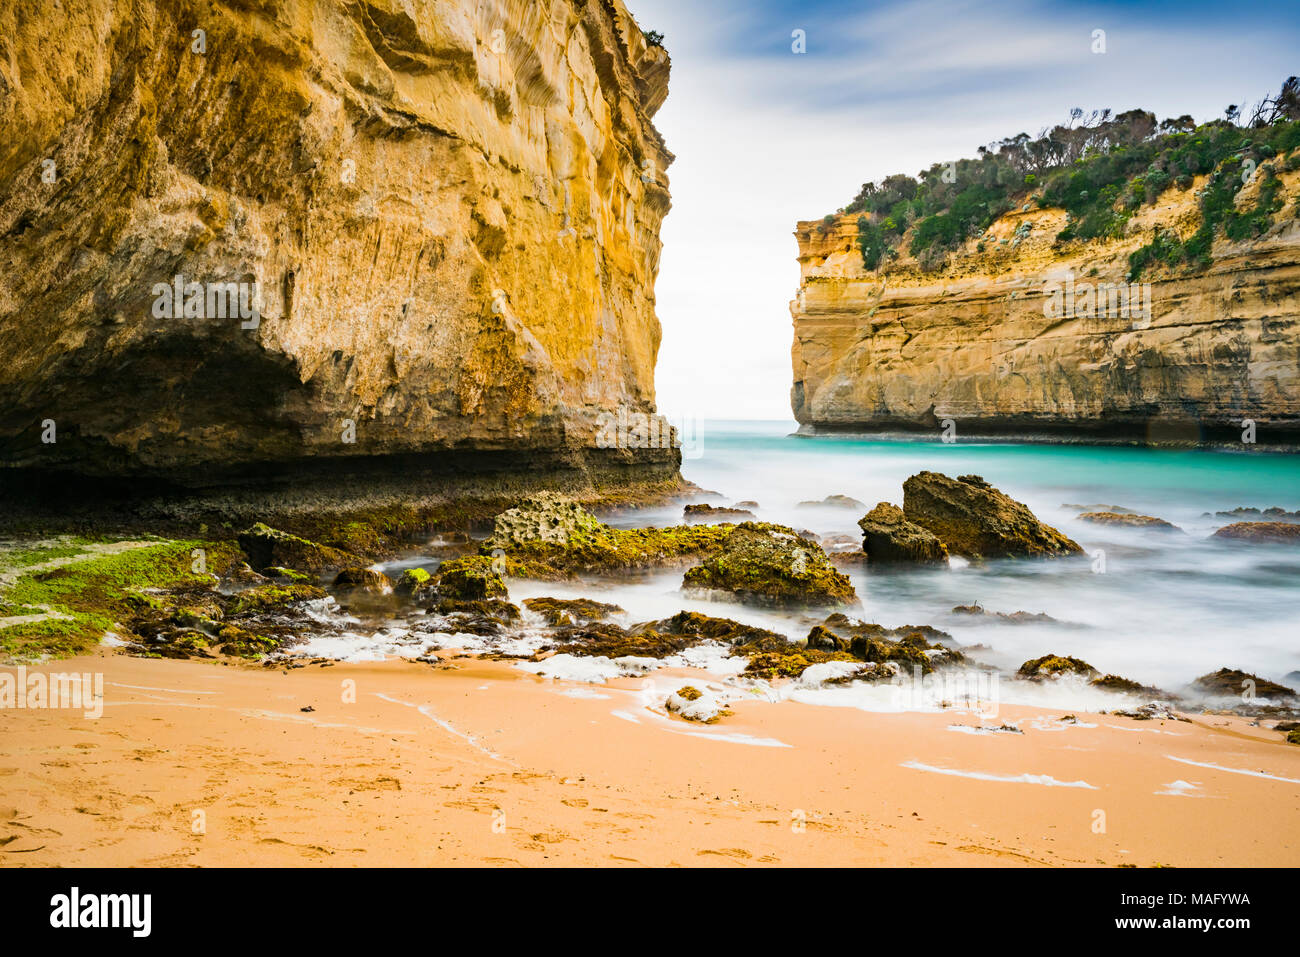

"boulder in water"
[903, 472, 1083, 559]
[858, 502, 949, 564]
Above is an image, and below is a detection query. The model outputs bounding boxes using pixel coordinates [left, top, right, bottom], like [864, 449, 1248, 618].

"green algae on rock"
[482, 495, 731, 576]
[857, 501, 949, 564]
[522, 597, 625, 626]
[0, 539, 239, 660]
[237, 524, 364, 574]
[902, 472, 1083, 559]
[681, 523, 856, 609]
[1016, 654, 1097, 679]
[435, 556, 508, 601]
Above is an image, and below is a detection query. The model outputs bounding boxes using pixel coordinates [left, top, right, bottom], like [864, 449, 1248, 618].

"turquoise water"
[609, 419, 1300, 692]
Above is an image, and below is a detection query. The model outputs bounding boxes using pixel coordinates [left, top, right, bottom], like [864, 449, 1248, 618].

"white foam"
[901, 759, 1098, 789]
[1155, 779, 1204, 797]
[1167, 755, 1300, 785]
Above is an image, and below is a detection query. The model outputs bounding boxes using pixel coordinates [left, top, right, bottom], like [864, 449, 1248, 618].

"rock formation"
[790, 170, 1300, 443]
[857, 501, 948, 564]
[0, 0, 677, 500]
[901, 472, 1083, 559]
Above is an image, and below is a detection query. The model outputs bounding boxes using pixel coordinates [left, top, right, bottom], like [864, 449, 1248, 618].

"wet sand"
[2, 649, 1298, 867]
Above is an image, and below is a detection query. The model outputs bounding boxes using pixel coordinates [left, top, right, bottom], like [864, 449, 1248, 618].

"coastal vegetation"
[843, 75, 1300, 276]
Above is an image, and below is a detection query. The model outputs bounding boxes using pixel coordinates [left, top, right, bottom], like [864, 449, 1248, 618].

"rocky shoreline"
[5, 474, 1296, 747]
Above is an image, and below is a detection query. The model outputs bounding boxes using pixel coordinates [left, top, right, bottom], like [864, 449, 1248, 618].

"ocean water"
[589, 419, 1300, 693]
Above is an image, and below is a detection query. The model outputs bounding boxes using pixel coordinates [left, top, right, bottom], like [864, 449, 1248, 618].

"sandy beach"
[3, 648, 1297, 868]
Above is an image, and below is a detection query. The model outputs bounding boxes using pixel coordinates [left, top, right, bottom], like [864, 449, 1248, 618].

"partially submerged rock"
[1207, 507, 1300, 523]
[523, 597, 624, 626]
[798, 494, 867, 510]
[683, 504, 755, 522]
[903, 472, 1084, 559]
[808, 614, 963, 674]
[681, 523, 857, 609]
[1212, 522, 1300, 545]
[435, 556, 507, 601]
[858, 502, 948, 564]
[237, 523, 363, 573]
[951, 604, 1061, 625]
[1110, 702, 1189, 722]
[1191, 668, 1296, 700]
[665, 685, 731, 723]
[1079, 511, 1182, 532]
[1016, 654, 1096, 679]
[332, 567, 393, 594]
[394, 567, 433, 596]
[226, 583, 328, 616]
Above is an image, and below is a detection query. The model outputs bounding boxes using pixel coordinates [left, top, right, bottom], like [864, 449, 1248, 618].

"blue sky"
[623, 0, 1300, 419]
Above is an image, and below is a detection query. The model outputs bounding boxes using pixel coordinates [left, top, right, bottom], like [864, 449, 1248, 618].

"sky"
[622, 0, 1300, 420]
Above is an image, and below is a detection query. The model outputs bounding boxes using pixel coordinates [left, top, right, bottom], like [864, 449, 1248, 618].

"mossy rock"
[216, 624, 282, 658]
[681, 522, 857, 609]
[903, 472, 1083, 559]
[1288, 730, 1300, 746]
[1089, 673, 1170, 697]
[394, 567, 433, 596]
[332, 567, 393, 594]
[523, 596, 624, 626]
[858, 501, 949, 564]
[226, 583, 327, 616]
[265, 566, 313, 583]
[435, 556, 507, 600]
[481, 495, 732, 575]
[236, 523, 364, 573]
[1017, 653, 1097, 679]
[1191, 668, 1295, 699]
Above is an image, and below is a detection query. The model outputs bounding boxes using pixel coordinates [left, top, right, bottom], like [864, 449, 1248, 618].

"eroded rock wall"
[791, 170, 1300, 443]
[0, 0, 677, 489]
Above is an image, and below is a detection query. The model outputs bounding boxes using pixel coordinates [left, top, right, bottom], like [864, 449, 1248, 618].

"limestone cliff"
[791, 168, 1300, 443]
[0, 0, 678, 495]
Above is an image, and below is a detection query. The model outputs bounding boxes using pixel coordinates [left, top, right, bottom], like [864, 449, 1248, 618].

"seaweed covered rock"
[482, 495, 730, 575]
[1191, 668, 1296, 699]
[1089, 674, 1170, 697]
[435, 556, 507, 601]
[1016, 654, 1097, 679]
[902, 472, 1083, 559]
[681, 523, 856, 609]
[226, 583, 328, 616]
[1212, 522, 1300, 545]
[422, 598, 521, 637]
[858, 502, 949, 564]
[332, 567, 393, 594]
[665, 685, 731, 723]
[683, 504, 755, 522]
[237, 524, 363, 574]
[810, 614, 961, 674]
[523, 597, 624, 626]
[1079, 512, 1182, 531]
[394, 567, 433, 596]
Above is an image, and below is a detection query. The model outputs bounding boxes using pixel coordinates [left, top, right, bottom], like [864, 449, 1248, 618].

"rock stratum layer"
[791, 168, 1300, 443]
[0, 0, 677, 494]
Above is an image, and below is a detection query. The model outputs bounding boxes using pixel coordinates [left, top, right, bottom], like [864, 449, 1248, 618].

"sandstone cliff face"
[0, 0, 677, 489]
[791, 169, 1300, 443]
